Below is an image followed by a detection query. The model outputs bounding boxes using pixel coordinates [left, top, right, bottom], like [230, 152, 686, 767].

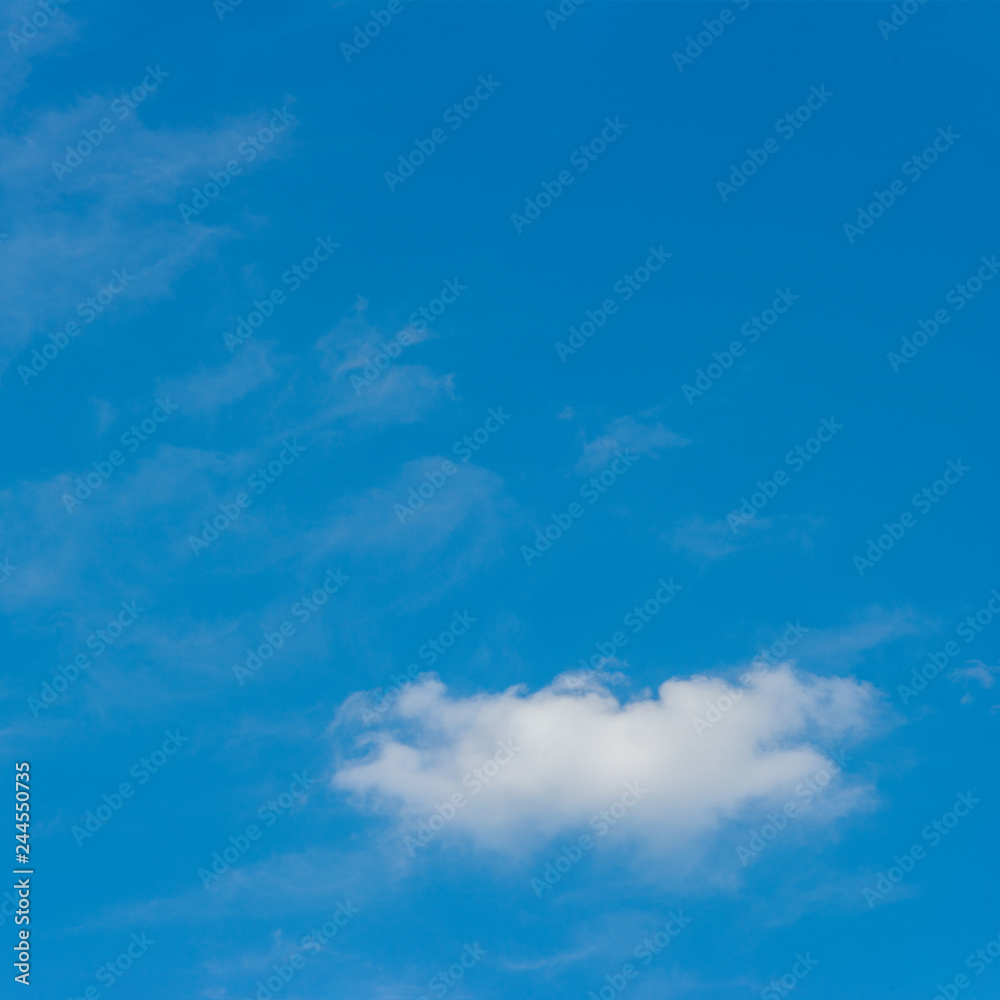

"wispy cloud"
[795, 607, 922, 667]
[313, 302, 454, 428]
[576, 415, 688, 473]
[162, 341, 276, 415]
[668, 513, 770, 559]
[0, 89, 297, 369]
[950, 659, 998, 689]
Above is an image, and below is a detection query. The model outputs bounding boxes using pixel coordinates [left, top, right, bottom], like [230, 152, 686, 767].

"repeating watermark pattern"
[452, 408, 509, 462]
[62, 397, 179, 513]
[415, 611, 476, 668]
[239, 902, 360, 1000]
[716, 86, 833, 201]
[929, 927, 1000, 1000]
[545, 0, 586, 31]
[27, 600, 145, 717]
[348, 326, 419, 392]
[213, 0, 244, 21]
[691, 623, 810, 736]
[232, 569, 349, 684]
[198, 772, 317, 888]
[521, 450, 640, 566]
[672, 1, 750, 73]
[878, 0, 928, 39]
[340, 1, 410, 62]
[862, 791, 980, 907]
[72, 730, 188, 845]
[6, 0, 73, 52]
[359, 611, 477, 725]
[10, 7, 996, 994]
[52, 66, 168, 180]
[897, 589, 1000, 705]
[395, 409, 511, 523]
[575, 578, 682, 671]
[223, 236, 338, 353]
[632, 913, 692, 965]
[68, 932, 154, 998]
[760, 953, 819, 1000]
[385, 76, 501, 192]
[188, 439, 307, 555]
[403, 740, 519, 856]
[179, 105, 297, 222]
[842, 127, 960, 243]
[852, 459, 969, 575]
[585, 912, 692, 1000]
[727, 418, 843, 531]
[403, 277, 466, 335]
[682, 288, 798, 402]
[529, 783, 647, 896]
[393, 460, 457, 523]
[361, 664, 421, 724]
[416, 943, 486, 1000]
[17, 268, 135, 384]
[736, 752, 852, 864]
[511, 117, 628, 234]
[748, 619, 810, 670]
[243, 943, 309, 1000]
[555, 246, 671, 362]
[348, 278, 465, 392]
[887, 256, 998, 371]
[300, 901, 361, 953]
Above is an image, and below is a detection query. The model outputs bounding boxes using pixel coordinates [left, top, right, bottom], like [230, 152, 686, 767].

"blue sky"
[1, 1, 999, 998]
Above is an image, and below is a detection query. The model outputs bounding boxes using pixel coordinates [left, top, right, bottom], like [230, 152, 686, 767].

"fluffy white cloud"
[332, 666, 880, 852]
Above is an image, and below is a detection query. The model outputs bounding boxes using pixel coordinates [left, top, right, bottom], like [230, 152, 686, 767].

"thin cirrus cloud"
[314, 302, 455, 428]
[0, 435, 294, 610]
[949, 660, 997, 688]
[0, 85, 296, 364]
[575, 415, 689, 473]
[159, 301, 455, 427]
[332, 664, 881, 854]
[0, 0, 78, 112]
[311, 457, 514, 605]
[160, 340, 277, 415]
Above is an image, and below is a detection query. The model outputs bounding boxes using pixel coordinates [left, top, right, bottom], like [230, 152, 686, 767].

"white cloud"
[332, 665, 880, 853]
